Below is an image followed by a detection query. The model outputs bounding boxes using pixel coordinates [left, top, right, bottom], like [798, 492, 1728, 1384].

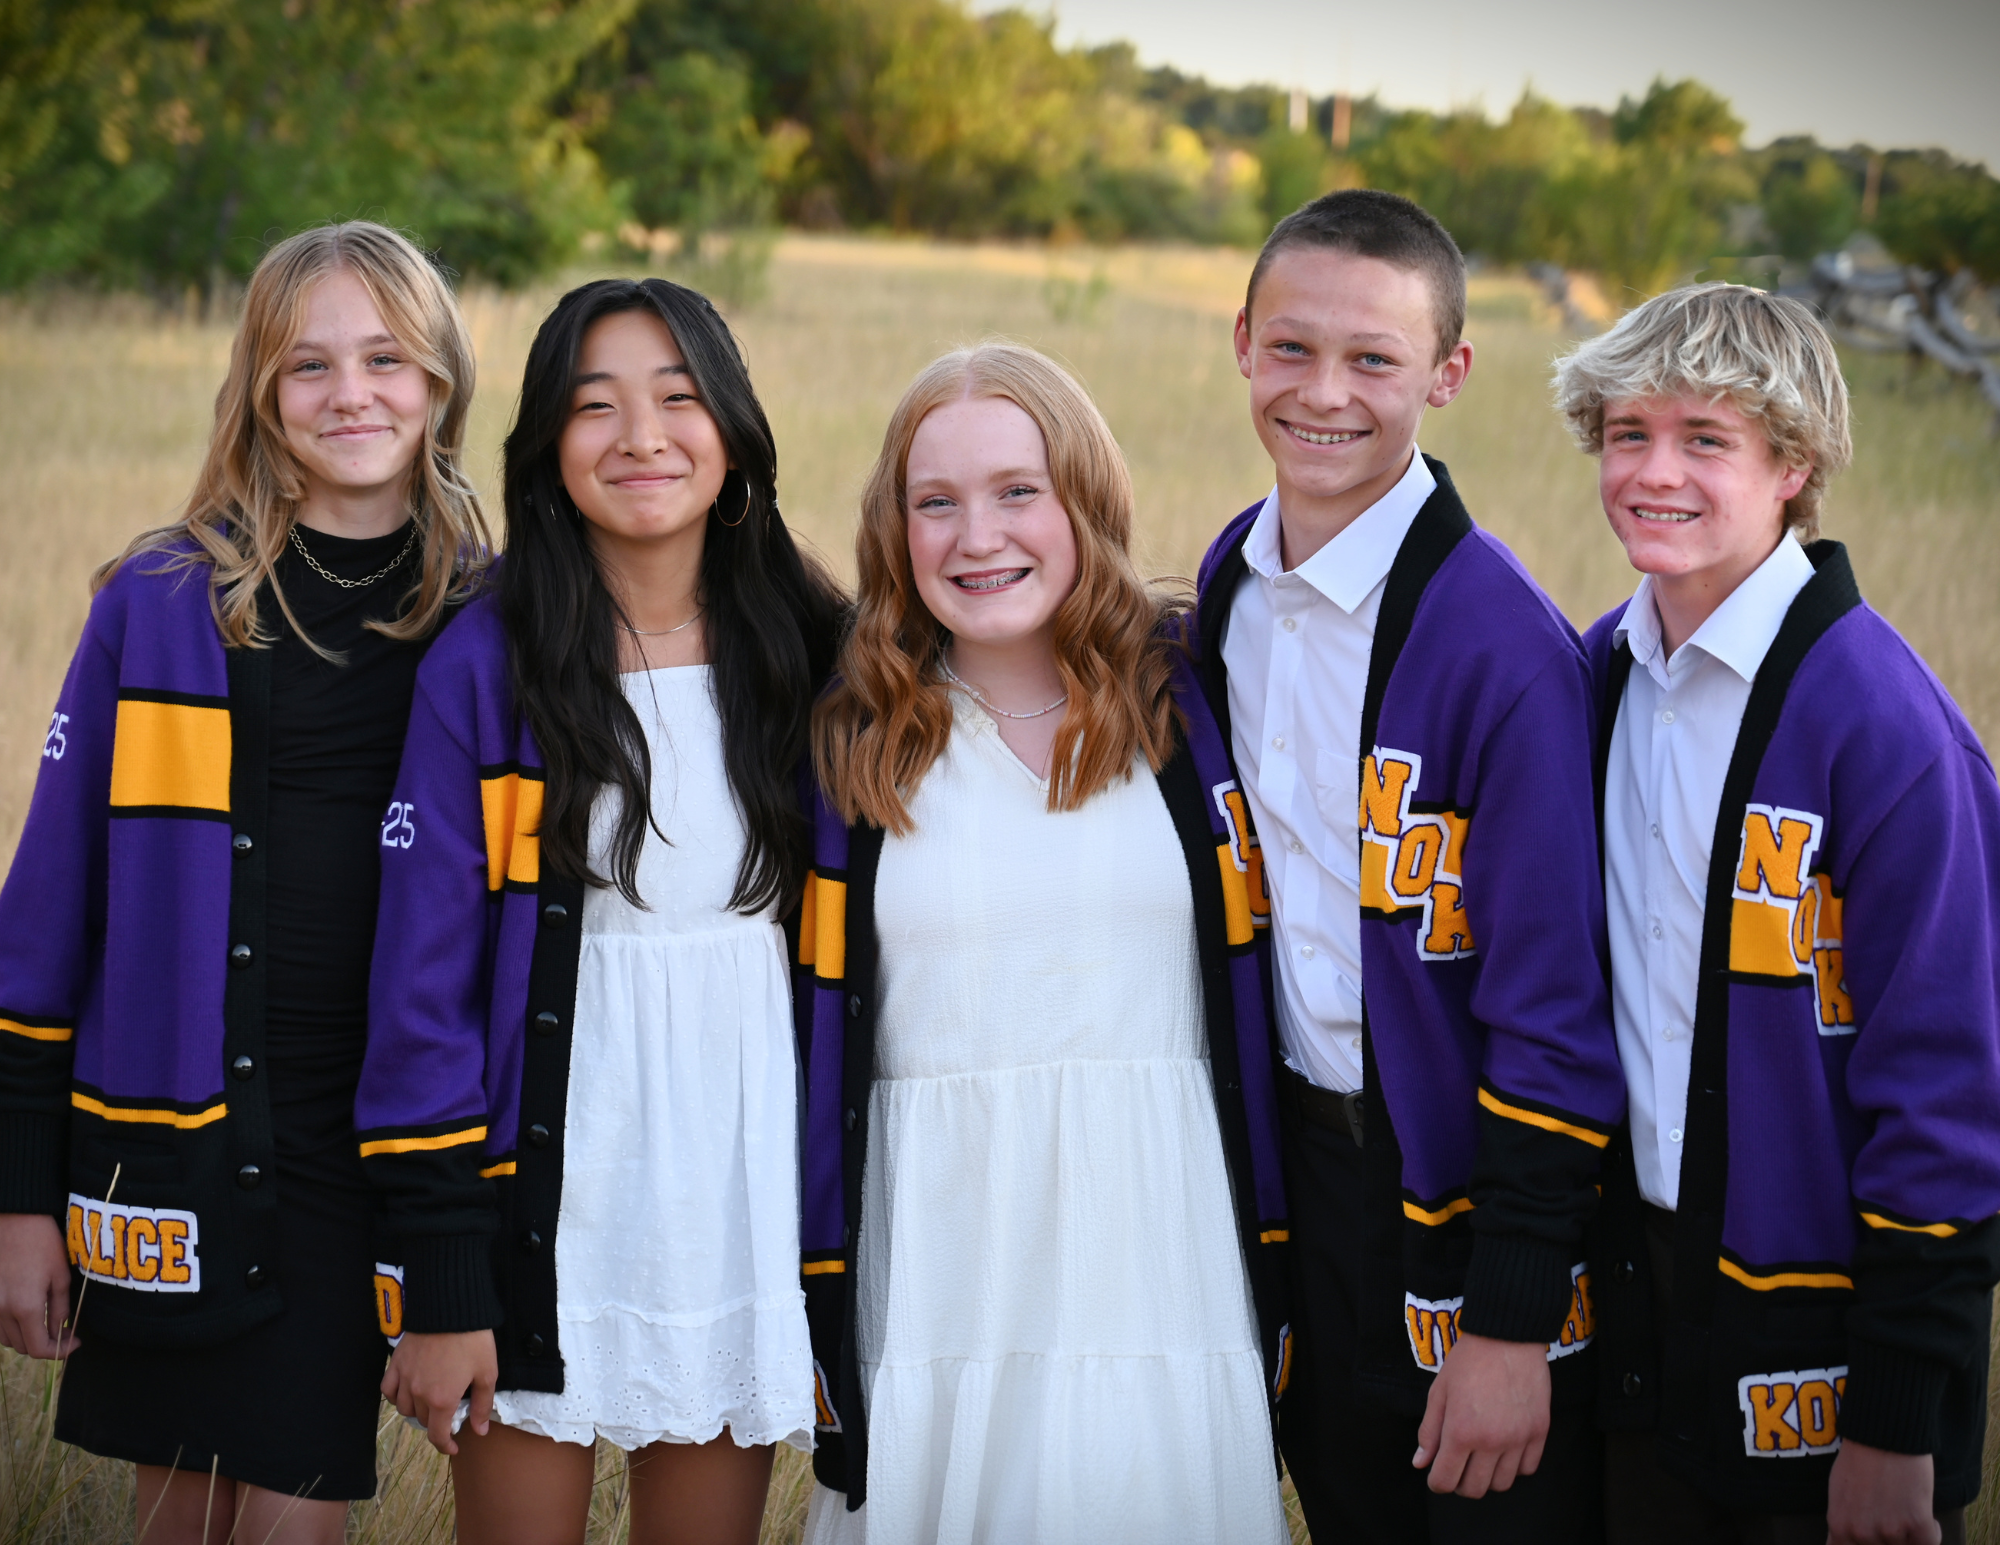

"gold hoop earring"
[716, 487, 749, 527]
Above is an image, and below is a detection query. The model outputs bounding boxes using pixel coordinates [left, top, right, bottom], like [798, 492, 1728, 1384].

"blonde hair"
[99, 221, 490, 650]
[1551, 283, 1852, 540]
[813, 342, 1183, 834]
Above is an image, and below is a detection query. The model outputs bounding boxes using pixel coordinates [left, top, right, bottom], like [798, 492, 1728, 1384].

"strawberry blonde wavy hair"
[98, 221, 490, 652]
[813, 342, 1185, 834]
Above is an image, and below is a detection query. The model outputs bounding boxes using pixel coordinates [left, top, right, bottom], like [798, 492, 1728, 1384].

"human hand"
[381, 1329, 497, 1456]
[0, 1213, 78, 1359]
[1827, 1440, 1939, 1545]
[1412, 1331, 1551, 1497]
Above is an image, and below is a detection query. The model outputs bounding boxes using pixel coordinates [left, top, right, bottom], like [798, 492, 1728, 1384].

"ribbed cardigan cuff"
[402, 1233, 504, 1334]
[1458, 1233, 1574, 1344]
[0, 1112, 69, 1217]
[1838, 1337, 1950, 1456]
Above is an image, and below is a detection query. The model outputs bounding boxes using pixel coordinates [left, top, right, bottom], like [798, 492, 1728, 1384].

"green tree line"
[3, 0, 1996, 293]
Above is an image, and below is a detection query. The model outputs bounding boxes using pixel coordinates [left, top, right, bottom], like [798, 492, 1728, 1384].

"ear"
[1776, 459, 1812, 503]
[1427, 340, 1474, 408]
[1234, 307, 1253, 381]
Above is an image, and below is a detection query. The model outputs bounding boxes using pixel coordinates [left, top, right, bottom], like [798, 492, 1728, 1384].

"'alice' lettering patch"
[66, 1193, 200, 1292]
[1738, 1366, 1847, 1457]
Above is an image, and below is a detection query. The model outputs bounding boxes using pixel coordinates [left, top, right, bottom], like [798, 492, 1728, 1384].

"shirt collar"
[1240, 448, 1437, 614]
[1613, 535, 1816, 685]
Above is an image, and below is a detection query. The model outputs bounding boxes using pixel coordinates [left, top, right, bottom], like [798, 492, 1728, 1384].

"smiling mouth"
[1283, 423, 1365, 446]
[1632, 507, 1700, 524]
[951, 569, 1030, 592]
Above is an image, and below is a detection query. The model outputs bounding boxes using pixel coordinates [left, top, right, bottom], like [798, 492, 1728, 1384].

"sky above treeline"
[1005, 0, 1998, 171]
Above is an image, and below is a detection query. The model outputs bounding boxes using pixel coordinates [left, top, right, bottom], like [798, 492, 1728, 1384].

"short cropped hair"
[1245, 189, 1467, 364]
[1552, 283, 1852, 540]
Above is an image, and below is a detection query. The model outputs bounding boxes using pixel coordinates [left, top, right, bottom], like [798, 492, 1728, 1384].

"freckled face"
[276, 270, 431, 502]
[904, 396, 1079, 653]
[559, 308, 729, 549]
[1599, 395, 1810, 582]
[1234, 247, 1467, 508]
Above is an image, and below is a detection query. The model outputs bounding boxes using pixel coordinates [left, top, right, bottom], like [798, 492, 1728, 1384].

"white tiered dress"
[483, 665, 815, 1453]
[804, 694, 1287, 1544]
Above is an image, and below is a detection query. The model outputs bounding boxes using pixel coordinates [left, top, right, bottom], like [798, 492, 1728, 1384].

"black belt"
[1282, 1065, 1365, 1147]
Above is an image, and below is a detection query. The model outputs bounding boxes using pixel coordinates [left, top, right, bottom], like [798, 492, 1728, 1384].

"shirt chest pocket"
[1313, 748, 1357, 839]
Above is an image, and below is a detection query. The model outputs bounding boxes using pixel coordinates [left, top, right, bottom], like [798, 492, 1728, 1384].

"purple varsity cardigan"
[1193, 457, 1627, 1413]
[354, 592, 586, 1391]
[0, 550, 292, 1344]
[1584, 541, 2000, 1514]
[794, 636, 1293, 1505]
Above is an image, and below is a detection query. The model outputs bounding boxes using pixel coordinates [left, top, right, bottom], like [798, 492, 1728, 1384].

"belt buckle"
[1340, 1090, 1365, 1148]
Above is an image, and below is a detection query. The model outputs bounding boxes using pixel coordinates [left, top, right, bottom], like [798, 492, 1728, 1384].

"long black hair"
[499, 277, 845, 913]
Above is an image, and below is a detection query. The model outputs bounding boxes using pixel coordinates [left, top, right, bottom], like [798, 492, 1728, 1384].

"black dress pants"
[1276, 1070, 1603, 1544]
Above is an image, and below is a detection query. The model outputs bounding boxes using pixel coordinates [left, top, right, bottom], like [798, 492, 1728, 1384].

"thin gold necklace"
[619, 610, 704, 637]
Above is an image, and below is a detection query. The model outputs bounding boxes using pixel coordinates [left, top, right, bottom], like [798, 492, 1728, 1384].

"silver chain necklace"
[938, 655, 1069, 720]
[288, 521, 418, 590]
[619, 609, 704, 637]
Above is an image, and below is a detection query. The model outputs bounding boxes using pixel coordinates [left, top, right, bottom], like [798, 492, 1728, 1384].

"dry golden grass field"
[1, 235, 1997, 1542]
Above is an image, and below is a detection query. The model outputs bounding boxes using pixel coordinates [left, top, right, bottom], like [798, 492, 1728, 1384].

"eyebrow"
[292, 333, 399, 352]
[908, 466, 1047, 487]
[1605, 413, 1733, 430]
[573, 362, 691, 388]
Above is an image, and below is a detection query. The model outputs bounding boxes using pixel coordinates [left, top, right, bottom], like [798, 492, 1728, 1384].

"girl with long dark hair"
[0, 220, 489, 1543]
[355, 277, 843, 1543]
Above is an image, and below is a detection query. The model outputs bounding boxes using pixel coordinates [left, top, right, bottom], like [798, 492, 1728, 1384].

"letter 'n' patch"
[1738, 1366, 1846, 1456]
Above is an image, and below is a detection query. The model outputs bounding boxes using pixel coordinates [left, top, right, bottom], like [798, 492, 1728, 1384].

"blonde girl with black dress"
[0, 222, 488, 1544]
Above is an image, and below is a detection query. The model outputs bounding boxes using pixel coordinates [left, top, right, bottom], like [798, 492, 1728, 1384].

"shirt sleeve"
[355, 668, 505, 1333]
[1457, 648, 1627, 1343]
[0, 608, 118, 1216]
[1834, 739, 2000, 1455]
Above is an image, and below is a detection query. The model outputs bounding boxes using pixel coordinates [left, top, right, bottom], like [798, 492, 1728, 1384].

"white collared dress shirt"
[1605, 535, 1816, 1210]
[1222, 450, 1437, 1093]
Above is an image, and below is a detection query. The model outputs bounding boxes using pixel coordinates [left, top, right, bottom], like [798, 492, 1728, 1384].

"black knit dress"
[57, 522, 437, 1500]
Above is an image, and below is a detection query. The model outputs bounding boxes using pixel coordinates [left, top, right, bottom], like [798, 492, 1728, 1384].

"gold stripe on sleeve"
[1717, 1256, 1854, 1292]
[359, 1125, 489, 1157]
[1859, 1211, 1959, 1238]
[71, 1091, 227, 1128]
[2, 1017, 72, 1043]
[1477, 1086, 1612, 1149]
[1403, 1196, 1475, 1226]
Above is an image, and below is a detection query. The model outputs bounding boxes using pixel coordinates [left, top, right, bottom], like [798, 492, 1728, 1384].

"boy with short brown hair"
[1560, 282, 2000, 1545]
[1193, 188, 1625, 1542]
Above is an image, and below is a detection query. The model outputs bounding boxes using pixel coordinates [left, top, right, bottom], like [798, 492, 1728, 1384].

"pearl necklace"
[938, 655, 1068, 720]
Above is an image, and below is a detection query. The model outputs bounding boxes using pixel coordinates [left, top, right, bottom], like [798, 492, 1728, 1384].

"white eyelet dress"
[485, 665, 815, 1453]
[804, 694, 1287, 1544]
